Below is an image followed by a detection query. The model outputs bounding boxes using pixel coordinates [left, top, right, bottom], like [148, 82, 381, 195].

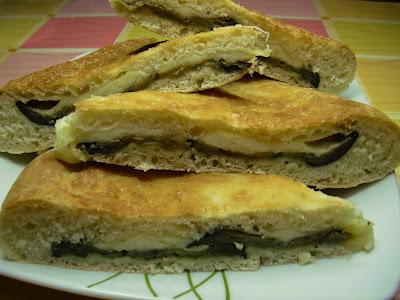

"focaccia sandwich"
[110, 0, 356, 93]
[0, 150, 373, 273]
[55, 80, 400, 189]
[0, 26, 269, 154]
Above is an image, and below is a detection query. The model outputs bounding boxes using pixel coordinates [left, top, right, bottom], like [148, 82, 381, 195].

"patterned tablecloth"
[0, 0, 399, 299]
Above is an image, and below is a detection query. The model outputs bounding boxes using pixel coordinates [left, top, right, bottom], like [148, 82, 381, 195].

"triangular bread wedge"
[0, 26, 269, 154]
[55, 80, 400, 189]
[0, 150, 373, 273]
[110, 0, 356, 93]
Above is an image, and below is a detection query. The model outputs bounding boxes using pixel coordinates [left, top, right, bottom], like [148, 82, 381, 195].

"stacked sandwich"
[0, 0, 399, 274]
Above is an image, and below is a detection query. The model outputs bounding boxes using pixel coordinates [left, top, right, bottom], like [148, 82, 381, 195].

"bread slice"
[0, 150, 373, 273]
[55, 79, 400, 189]
[0, 26, 270, 154]
[109, 0, 356, 93]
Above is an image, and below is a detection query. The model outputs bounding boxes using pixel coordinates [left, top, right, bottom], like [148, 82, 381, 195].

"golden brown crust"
[3, 150, 350, 219]
[73, 80, 391, 141]
[0, 26, 269, 102]
[213, 79, 393, 136]
[0, 39, 156, 100]
[234, 3, 353, 58]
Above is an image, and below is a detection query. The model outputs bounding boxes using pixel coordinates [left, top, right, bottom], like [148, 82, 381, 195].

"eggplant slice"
[51, 228, 350, 260]
[16, 100, 74, 126]
[76, 131, 359, 167]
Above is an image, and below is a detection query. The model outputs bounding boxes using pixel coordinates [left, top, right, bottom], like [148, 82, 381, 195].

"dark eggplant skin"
[218, 59, 252, 73]
[256, 56, 320, 88]
[299, 69, 320, 88]
[301, 132, 359, 167]
[213, 17, 238, 27]
[52, 241, 97, 258]
[52, 228, 349, 259]
[76, 131, 358, 167]
[77, 140, 130, 155]
[16, 100, 74, 126]
[128, 40, 167, 56]
[52, 240, 243, 259]
[188, 228, 349, 248]
[189, 132, 358, 167]
[76, 138, 186, 156]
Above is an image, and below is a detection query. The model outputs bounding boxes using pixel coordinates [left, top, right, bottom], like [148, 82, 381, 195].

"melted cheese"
[93, 229, 307, 252]
[92, 46, 269, 96]
[65, 127, 344, 163]
[94, 233, 193, 251]
[199, 131, 339, 156]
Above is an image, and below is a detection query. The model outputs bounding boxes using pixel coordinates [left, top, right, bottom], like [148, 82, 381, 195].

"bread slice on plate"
[109, 0, 356, 93]
[0, 150, 373, 273]
[55, 79, 400, 189]
[0, 26, 270, 154]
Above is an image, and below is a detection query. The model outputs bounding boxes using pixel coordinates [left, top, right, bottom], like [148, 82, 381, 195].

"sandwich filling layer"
[13, 41, 170, 126]
[16, 101, 73, 126]
[15, 61, 253, 126]
[51, 228, 350, 259]
[76, 131, 359, 167]
[256, 57, 320, 88]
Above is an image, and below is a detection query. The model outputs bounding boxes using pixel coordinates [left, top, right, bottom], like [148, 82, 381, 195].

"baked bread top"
[1, 39, 155, 100]
[58, 81, 394, 143]
[2, 150, 362, 227]
[110, 0, 356, 92]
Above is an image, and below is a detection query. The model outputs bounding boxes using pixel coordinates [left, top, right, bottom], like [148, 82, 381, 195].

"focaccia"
[55, 79, 400, 189]
[109, 0, 356, 93]
[0, 26, 270, 154]
[0, 150, 373, 273]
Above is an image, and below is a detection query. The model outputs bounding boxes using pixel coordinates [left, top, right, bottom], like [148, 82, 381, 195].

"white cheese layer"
[265, 229, 306, 242]
[57, 112, 348, 165]
[94, 233, 193, 251]
[92, 47, 269, 96]
[93, 229, 307, 252]
[198, 131, 341, 156]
